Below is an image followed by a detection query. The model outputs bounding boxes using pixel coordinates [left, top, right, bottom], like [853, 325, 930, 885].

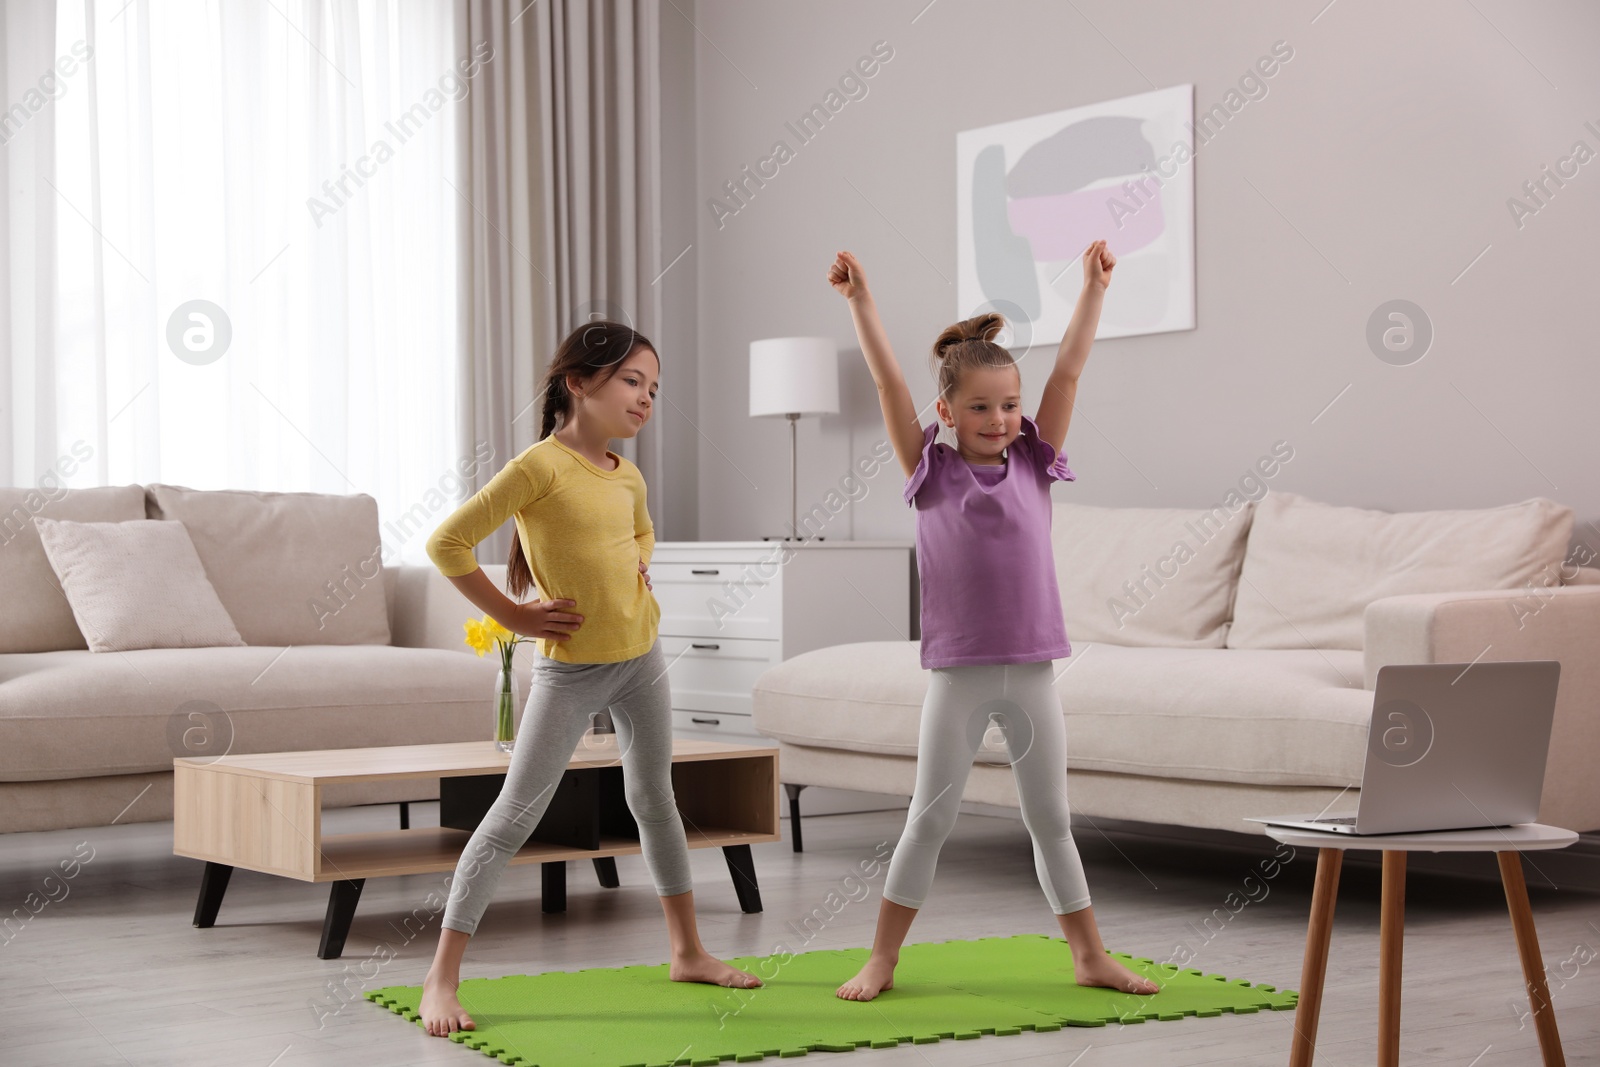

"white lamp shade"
[749, 337, 840, 418]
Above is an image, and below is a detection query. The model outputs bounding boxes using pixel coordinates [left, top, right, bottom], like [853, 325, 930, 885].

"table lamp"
[749, 336, 840, 541]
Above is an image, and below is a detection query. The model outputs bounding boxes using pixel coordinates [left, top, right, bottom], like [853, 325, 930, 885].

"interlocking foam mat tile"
[366, 934, 1297, 1065]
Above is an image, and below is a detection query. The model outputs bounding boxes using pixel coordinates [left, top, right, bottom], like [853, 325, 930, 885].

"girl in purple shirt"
[827, 242, 1158, 1003]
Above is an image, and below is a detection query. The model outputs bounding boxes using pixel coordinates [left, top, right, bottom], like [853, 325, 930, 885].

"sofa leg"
[783, 783, 807, 853]
[593, 856, 620, 888]
[399, 801, 410, 830]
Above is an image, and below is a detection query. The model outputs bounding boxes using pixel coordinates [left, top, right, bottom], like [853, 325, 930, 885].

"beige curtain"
[455, 0, 664, 572]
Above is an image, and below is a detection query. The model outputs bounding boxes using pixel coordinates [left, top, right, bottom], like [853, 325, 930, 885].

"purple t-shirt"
[903, 414, 1076, 669]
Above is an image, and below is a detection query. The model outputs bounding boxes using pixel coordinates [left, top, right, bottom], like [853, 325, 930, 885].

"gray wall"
[676, 0, 1599, 552]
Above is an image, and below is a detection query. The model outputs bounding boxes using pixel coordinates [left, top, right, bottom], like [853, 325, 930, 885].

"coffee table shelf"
[315, 824, 767, 881]
[174, 738, 779, 958]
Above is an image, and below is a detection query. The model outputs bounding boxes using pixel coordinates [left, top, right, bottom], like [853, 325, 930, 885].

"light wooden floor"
[4, 802, 1597, 1067]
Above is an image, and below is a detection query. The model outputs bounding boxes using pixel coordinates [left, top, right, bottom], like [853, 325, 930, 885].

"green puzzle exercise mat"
[365, 934, 1297, 1066]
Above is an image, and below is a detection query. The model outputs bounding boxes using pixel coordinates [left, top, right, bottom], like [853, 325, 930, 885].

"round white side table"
[1258, 821, 1577, 1067]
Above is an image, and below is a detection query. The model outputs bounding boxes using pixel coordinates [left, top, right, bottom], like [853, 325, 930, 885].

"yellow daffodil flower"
[463, 613, 524, 664]
[462, 617, 492, 656]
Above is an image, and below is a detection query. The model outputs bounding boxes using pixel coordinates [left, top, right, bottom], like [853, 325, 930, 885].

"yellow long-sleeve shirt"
[425, 434, 660, 663]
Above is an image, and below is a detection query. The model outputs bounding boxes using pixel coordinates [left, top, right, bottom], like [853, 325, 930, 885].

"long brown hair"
[930, 312, 1016, 407]
[505, 320, 657, 601]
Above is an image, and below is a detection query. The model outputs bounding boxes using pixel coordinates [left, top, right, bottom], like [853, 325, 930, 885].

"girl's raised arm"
[827, 250, 925, 480]
[1034, 238, 1115, 457]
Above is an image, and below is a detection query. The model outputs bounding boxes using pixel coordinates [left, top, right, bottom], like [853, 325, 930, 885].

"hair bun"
[933, 312, 1006, 358]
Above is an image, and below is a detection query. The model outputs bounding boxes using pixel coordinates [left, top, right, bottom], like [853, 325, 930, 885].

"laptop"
[1248, 660, 1560, 835]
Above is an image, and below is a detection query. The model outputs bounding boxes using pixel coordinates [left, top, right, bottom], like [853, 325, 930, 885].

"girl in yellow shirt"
[419, 321, 760, 1037]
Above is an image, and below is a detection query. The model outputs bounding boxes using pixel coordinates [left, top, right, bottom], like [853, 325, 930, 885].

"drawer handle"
[690, 568, 720, 575]
[691, 716, 721, 726]
[691, 643, 720, 650]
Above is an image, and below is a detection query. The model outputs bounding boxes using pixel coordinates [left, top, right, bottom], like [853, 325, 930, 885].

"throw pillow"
[33, 517, 246, 652]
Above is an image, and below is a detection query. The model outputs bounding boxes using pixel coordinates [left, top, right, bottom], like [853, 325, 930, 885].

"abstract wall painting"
[957, 85, 1196, 344]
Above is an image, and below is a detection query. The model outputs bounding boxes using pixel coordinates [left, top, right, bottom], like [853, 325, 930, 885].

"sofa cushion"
[0, 485, 148, 653]
[1051, 501, 1253, 648]
[34, 518, 245, 652]
[751, 640, 1369, 788]
[1227, 493, 1574, 650]
[145, 484, 391, 646]
[0, 645, 506, 781]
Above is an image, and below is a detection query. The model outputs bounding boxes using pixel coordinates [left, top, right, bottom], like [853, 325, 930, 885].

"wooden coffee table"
[173, 737, 780, 958]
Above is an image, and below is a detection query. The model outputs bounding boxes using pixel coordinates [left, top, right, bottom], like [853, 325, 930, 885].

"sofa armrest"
[1364, 585, 1600, 832]
[1563, 565, 1600, 585]
[384, 564, 510, 652]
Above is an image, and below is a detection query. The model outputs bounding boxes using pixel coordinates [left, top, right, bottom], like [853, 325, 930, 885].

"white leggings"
[882, 660, 1091, 915]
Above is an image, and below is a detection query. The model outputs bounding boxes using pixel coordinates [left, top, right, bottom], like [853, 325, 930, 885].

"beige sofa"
[753, 492, 1600, 843]
[0, 484, 515, 834]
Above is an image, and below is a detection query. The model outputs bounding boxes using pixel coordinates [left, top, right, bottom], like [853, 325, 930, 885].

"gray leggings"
[882, 660, 1091, 915]
[442, 638, 693, 935]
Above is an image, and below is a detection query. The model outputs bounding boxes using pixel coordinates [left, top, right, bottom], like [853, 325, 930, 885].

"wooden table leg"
[1379, 851, 1405, 1067]
[542, 860, 568, 913]
[1290, 847, 1343, 1067]
[192, 861, 233, 928]
[1498, 852, 1566, 1067]
[723, 843, 763, 913]
[318, 879, 365, 960]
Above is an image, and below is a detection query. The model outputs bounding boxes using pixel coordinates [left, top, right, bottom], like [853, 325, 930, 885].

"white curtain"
[4, 0, 467, 565]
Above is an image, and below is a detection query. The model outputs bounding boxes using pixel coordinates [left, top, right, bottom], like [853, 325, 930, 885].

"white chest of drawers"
[648, 541, 915, 742]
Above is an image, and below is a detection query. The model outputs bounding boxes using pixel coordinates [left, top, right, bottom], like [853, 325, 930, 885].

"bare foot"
[835, 953, 897, 1001]
[669, 952, 762, 988]
[1073, 951, 1160, 995]
[419, 973, 476, 1037]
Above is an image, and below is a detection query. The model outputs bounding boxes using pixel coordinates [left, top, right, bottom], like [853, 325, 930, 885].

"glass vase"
[492, 664, 518, 753]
